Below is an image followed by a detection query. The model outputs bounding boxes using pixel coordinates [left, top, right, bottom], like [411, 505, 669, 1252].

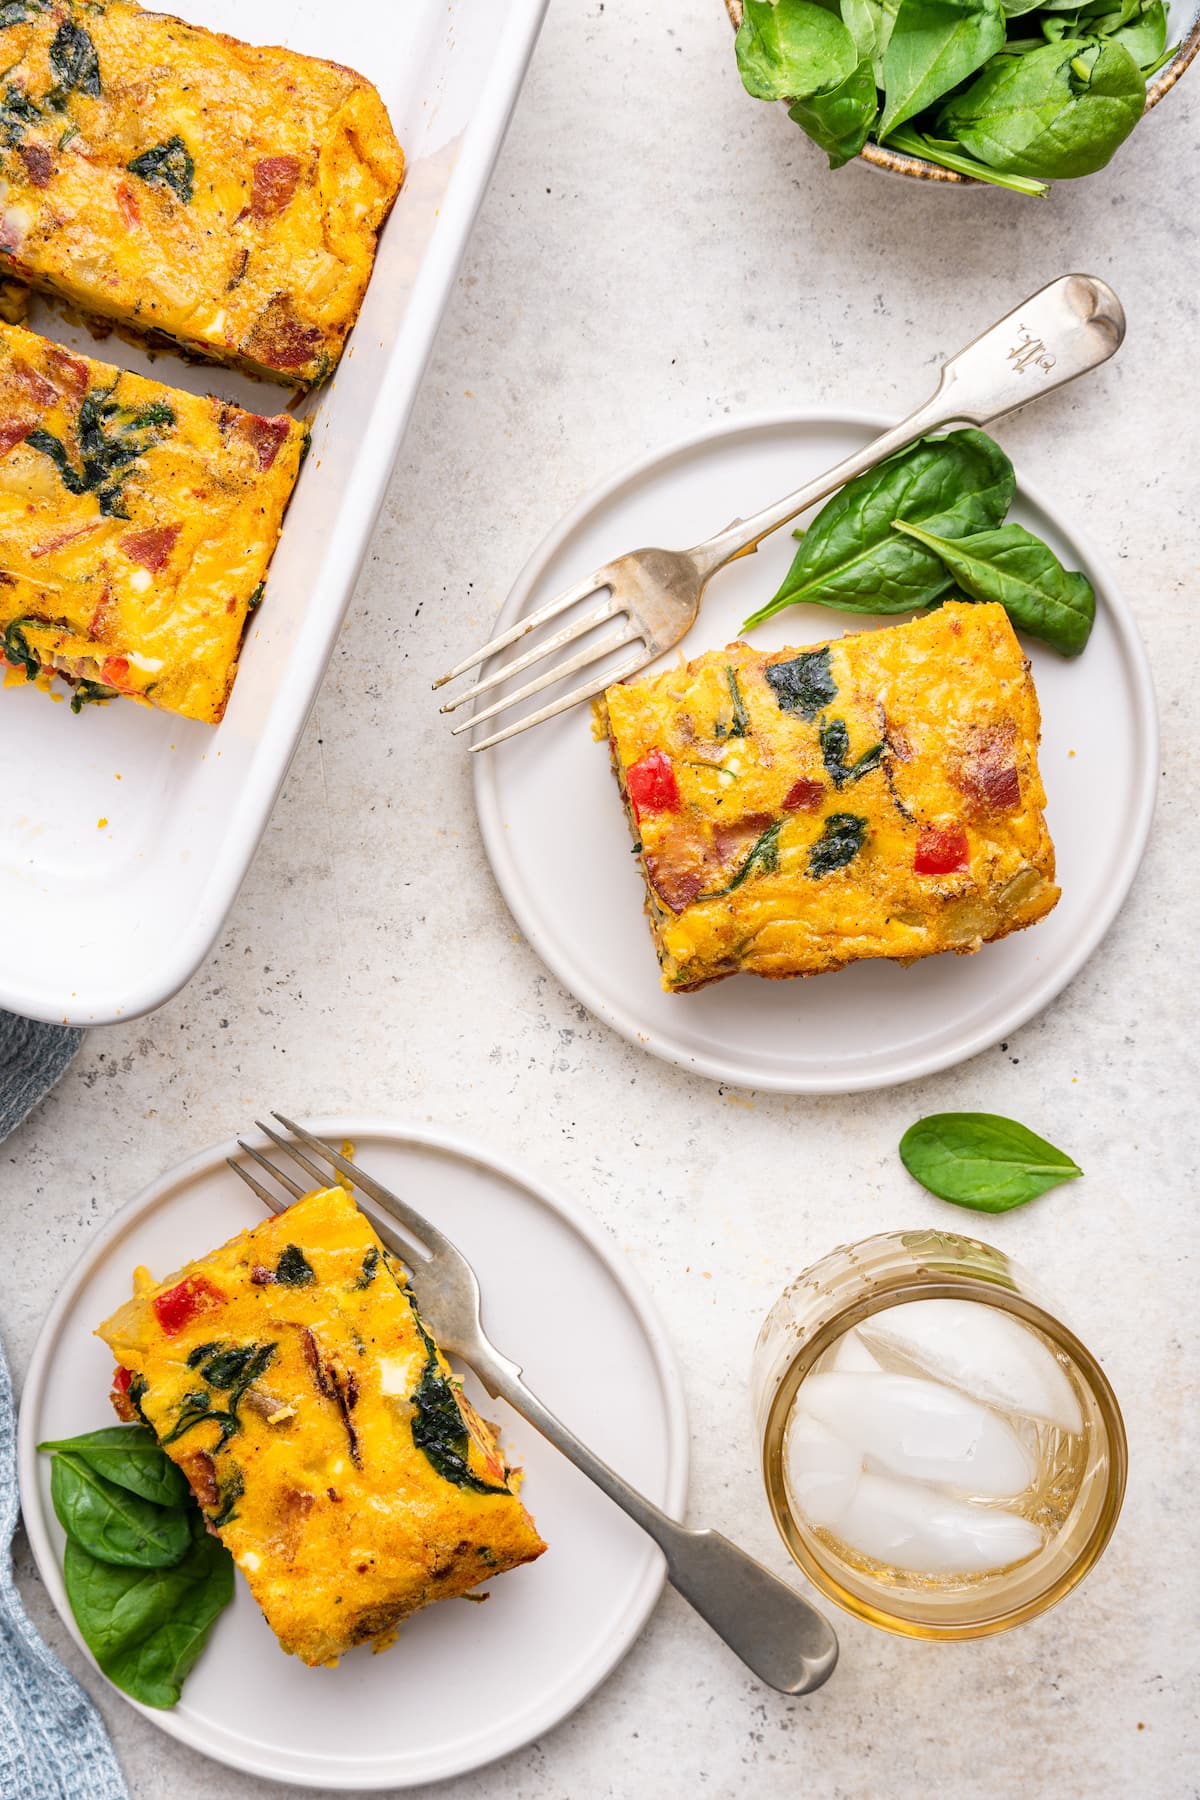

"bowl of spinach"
[725, 0, 1199, 194]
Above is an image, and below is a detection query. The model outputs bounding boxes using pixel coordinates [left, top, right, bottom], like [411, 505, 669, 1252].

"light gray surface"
[2, 0, 1197, 1795]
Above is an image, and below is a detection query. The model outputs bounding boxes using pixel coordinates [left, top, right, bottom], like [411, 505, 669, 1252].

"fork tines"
[432, 562, 651, 752]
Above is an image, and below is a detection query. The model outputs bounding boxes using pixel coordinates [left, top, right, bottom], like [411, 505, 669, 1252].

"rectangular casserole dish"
[0, 0, 549, 1024]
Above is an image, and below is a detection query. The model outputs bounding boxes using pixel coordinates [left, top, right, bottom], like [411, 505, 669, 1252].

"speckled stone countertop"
[3, 1, 1197, 1795]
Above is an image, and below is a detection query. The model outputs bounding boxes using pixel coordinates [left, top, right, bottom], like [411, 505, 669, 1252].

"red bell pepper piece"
[914, 825, 969, 875]
[626, 748, 680, 822]
[152, 1274, 225, 1337]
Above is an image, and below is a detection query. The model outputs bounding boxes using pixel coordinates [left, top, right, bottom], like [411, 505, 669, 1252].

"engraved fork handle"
[471, 1341, 839, 1695]
[689, 272, 1125, 582]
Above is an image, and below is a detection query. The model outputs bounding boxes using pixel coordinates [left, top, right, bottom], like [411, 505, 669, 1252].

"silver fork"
[228, 1114, 839, 1696]
[434, 272, 1124, 751]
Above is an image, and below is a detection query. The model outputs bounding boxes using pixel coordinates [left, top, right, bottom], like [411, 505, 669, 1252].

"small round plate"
[474, 411, 1157, 1093]
[18, 1122, 688, 1789]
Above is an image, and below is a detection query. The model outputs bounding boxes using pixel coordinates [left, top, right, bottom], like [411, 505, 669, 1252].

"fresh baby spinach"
[743, 429, 1014, 629]
[736, 0, 860, 97]
[891, 519, 1095, 653]
[731, 0, 1159, 189]
[38, 1425, 189, 1507]
[900, 1111, 1082, 1210]
[878, 0, 1007, 138]
[63, 1510, 234, 1710]
[50, 1452, 191, 1568]
[42, 1423, 234, 1707]
[940, 35, 1144, 175]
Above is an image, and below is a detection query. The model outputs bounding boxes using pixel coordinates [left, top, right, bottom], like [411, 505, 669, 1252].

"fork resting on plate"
[230, 1115, 840, 1696]
[434, 272, 1123, 750]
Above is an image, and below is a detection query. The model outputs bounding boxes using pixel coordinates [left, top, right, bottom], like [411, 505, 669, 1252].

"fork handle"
[473, 1345, 838, 1695]
[688, 272, 1124, 581]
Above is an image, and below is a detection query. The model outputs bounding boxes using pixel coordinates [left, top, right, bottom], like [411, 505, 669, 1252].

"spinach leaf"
[878, 0, 1007, 138]
[1, 618, 38, 679]
[765, 646, 838, 719]
[842, 0, 902, 77]
[274, 1244, 315, 1286]
[698, 819, 785, 899]
[50, 1452, 190, 1568]
[820, 717, 885, 786]
[940, 37, 1144, 176]
[411, 1349, 509, 1494]
[70, 679, 116, 713]
[0, 2, 48, 27]
[892, 519, 1095, 653]
[900, 1111, 1082, 1210]
[127, 134, 194, 204]
[0, 83, 40, 146]
[63, 1510, 233, 1709]
[744, 429, 1014, 629]
[1106, 0, 1166, 67]
[807, 812, 868, 876]
[37, 1426, 188, 1507]
[351, 1245, 380, 1289]
[718, 665, 752, 738]
[883, 120, 1050, 192]
[26, 385, 175, 518]
[788, 57, 878, 166]
[48, 19, 100, 103]
[736, 0, 859, 98]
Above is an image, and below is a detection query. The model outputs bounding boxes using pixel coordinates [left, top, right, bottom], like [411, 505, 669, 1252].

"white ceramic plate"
[18, 1122, 688, 1789]
[474, 412, 1158, 1094]
[0, 0, 548, 1026]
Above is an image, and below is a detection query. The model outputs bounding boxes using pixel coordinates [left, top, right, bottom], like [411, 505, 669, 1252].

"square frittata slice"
[97, 1185, 546, 1668]
[0, 319, 306, 722]
[600, 602, 1059, 991]
[0, 0, 404, 386]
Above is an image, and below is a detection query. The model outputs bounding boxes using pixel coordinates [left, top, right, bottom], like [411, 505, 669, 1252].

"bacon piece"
[713, 812, 774, 864]
[110, 1366, 137, 1422]
[644, 854, 704, 915]
[243, 294, 323, 371]
[954, 722, 1021, 816]
[32, 521, 102, 559]
[115, 180, 141, 229]
[0, 415, 36, 456]
[42, 345, 89, 406]
[249, 154, 301, 219]
[231, 412, 291, 471]
[269, 1487, 316, 1565]
[121, 522, 181, 571]
[18, 144, 53, 189]
[782, 777, 824, 813]
[12, 360, 58, 408]
[179, 1451, 219, 1510]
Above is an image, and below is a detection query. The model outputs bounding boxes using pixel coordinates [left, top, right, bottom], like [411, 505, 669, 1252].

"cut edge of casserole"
[0, 0, 405, 387]
[599, 602, 1060, 992]
[0, 318, 308, 723]
[96, 1185, 546, 1667]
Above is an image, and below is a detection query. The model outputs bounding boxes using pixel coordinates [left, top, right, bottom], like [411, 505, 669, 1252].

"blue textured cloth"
[0, 1012, 83, 1143]
[0, 1012, 127, 1798]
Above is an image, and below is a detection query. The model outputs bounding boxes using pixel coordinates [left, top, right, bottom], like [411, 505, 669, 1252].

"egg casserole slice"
[97, 1185, 546, 1668]
[0, 319, 306, 722]
[0, 0, 403, 386]
[600, 603, 1059, 991]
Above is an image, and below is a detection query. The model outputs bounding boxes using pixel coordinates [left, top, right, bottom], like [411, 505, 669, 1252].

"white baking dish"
[0, 0, 547, 1024]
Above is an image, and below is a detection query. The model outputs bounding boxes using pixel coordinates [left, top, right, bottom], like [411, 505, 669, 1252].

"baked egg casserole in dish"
[0, 319, 307, 722]
[599, 603, 1059, 992]
[0, 0, 404, 386]
[98, 1183, 546, 1668]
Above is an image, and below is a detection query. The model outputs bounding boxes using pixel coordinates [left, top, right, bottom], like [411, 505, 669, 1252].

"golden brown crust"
[604, 605, 1059, 991]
